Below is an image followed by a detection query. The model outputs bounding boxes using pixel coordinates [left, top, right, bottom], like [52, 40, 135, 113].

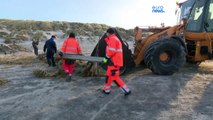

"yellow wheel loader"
[88, 0, 212, 76]
[133, 0, 213, 75]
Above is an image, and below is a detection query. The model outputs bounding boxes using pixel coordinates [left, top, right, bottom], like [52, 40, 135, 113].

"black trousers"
[33, 46, 38, 56]
[46, 50, 55, 66]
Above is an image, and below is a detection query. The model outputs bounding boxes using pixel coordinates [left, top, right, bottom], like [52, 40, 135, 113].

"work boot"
[103, 85, 111, 94]
[47, 59, 52, 67]
[102, 90, 110, 94]
[52, 61, 56, 67]
[52, 64, 56, 67]
[124, 90, 131, 96]
[66, 75, 72, 82]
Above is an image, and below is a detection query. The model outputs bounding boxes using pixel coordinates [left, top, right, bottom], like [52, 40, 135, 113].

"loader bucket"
[90, 28, 135, 74]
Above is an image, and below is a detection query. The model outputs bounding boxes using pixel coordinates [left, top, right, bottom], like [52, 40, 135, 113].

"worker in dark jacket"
[32, 39, 39, 56]
[43, 35, 57, 66]
[102, 28, 131, 96]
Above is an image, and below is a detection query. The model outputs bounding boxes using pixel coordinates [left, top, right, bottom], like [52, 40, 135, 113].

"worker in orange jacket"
[103, 28, 131, 95]
[60, 32, 82, 81]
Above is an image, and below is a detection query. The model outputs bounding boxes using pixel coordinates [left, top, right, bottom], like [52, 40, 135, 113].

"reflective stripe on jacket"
[105, 34, 123, 67]
[61, 38, 82, 54]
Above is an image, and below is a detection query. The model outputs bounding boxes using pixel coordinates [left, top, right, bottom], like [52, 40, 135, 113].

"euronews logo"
[152, 6, 165, 13]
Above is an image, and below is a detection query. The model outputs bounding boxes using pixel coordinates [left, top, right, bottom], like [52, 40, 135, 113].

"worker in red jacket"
[60, 32, 82, 81]
[103, 28, 131, 95]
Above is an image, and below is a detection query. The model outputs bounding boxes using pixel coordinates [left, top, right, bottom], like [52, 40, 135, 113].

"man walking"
[103, 28, 131, 96]
[43, 35, 57, 67]
[60, 32, 82, 81]
[32, 39, 39, 56]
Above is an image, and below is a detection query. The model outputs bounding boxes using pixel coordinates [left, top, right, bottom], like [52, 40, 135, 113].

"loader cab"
[186, 0, 210, 32]
[185, 0, 213, 62]
[205, 0, 213, 32]
[186, 0, 213, 32]
[176, 0, 195, 24]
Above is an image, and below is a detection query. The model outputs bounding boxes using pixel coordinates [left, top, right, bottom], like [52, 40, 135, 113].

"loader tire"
[144, 37, 186, 75]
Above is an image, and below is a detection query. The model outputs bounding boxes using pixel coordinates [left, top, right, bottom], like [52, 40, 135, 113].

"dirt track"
[0, 59, 213, 120]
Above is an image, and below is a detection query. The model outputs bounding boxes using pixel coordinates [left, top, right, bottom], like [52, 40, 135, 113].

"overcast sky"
[0, 0, 177, 29]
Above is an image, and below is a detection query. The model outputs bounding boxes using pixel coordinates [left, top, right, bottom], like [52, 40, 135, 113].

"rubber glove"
[103, 57, 108, 63]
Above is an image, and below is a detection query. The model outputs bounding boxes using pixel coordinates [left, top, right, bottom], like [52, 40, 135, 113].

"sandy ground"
[0, 52, 213, 120]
